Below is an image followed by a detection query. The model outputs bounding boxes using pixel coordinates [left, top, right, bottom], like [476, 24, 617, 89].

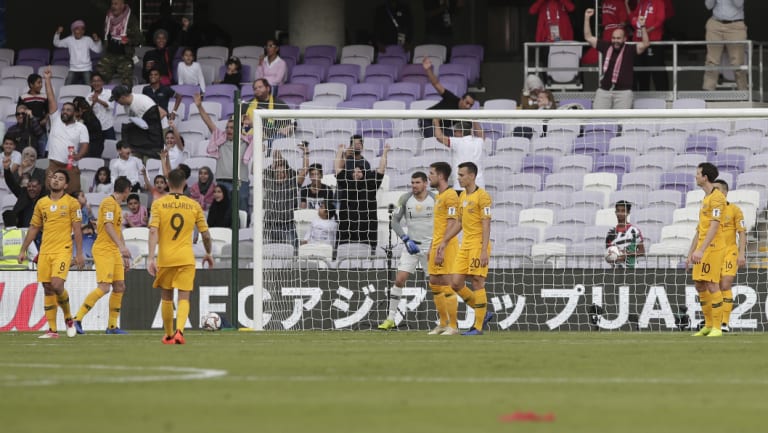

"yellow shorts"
[454, 243, 492, 277]
[37, 253, 71, 283]
[693, 247, 726, 283]
[720, 247, 739, 278]
[94, 250, 125, 283]
[153, 265, 196, 292]
[428, 241, 458, 276]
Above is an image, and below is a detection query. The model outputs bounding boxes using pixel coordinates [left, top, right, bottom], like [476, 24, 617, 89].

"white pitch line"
[0, 363, 227, 387]
[226, 374, 768, 386]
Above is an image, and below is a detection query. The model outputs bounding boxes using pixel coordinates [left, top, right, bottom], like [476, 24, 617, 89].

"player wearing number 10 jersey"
[148, 169, 213, 344]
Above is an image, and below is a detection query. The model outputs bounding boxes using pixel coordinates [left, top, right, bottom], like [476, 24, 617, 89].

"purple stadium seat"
[708, 154, 745, 178]
[450, 44, 484, 62]
[583, 123, 618, 136]
[171, 84, 202, 119]
[337, 99, 373, 110]
[379, 45, 409, 62]
[684, 134, 719, 155]
[284, 57, 296, 79]
[327, 75, 357, 90]
[521, 155, 554, 176]
[280, 45, 300, 63]
[385, 82, 421, 106]
[363, 63, 398, 85]
[400, 64, 429, 86]
[423, 76, 467, 100]
[438, 63, 470, 83]
[52, 48, 69, 66]
[349, 83, 384, 104]
[290, 64, 324, 83]
[277, 83, 310, 106]
[288, 76, 318, 97]
[594, 154, 631, 176]
[17, 48, 50, 70]
[204, 84, 238, 118]
[328, 63, 361, 84]
[572, 133, 610, 156]
[303, 58, 331, 79]
[659, 172, 696, 196]
[357, 119, 393, 139]
[532, 190, 571, 211]
[304, 45, 337, 64]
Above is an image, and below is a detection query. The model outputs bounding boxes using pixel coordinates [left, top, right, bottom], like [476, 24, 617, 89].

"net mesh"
[250, 109, 768, 331]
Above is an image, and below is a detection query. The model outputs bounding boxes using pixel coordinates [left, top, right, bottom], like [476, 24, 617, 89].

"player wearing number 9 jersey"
[148, 168, 213, 344]
[712, 179, 747, 332]
[688, 163, 727, 338]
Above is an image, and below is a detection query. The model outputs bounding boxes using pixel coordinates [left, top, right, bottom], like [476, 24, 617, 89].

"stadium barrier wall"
[1, 269, 767, 331]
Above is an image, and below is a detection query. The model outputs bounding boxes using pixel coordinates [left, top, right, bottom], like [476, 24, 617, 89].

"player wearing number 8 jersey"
[712, 179, 747, 332]
[687, 163, 727, 337]
[148, 168, 213, 344]
[439, 162, 493, 335]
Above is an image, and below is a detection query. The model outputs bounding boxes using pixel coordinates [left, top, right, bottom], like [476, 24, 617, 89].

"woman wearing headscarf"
[206, 184, 234, 228]
[189, 166, 216, 211]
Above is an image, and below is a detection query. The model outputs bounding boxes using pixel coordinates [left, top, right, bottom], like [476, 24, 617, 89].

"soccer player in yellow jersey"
[686, 163, 727, 338]
[425, 162, 460, 335]
[712, 179, 747, 332]
[18, 170, 84, 339]
[438, 162, 493, 336]
[73, 176, 133, 335]
[148, 168, 213, 344]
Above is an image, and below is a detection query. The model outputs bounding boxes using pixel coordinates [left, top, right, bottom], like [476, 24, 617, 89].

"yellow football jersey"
[720, 202, 746, 249]
[149, 193, 208, 267]
[432, 187, 459, 247]
[697, 188, 726, 249]
[30, 194, 82, 255]
[93, 194, 123, 253]
[458, 187, 492, 248]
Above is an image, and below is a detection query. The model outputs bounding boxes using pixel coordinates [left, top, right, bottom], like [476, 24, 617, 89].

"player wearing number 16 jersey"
[687, 163, 727, 338]
[712, 179, 747, 332]
[148, 169, 213, 344]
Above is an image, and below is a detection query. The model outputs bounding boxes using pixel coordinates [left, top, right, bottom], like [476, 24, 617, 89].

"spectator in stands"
[263, 149, 309, 249]
[74, 190, 95, 234]
[123, 193, 148, 228]
[142, 149, 171, 207]
[53, 20, 102, 85]
[91, 166, 112, 193]
[207, 185, 232, 229]
[343, 134, 371, 172]
[433, 120, 485, 190]
[18, 74, 49, 154]
[300, 162, 335, 210]
[217, 56, 243, 87]
[256, 39, 287, 90]
[0, 210, 38, 270]
[537, 89, 557, 109]
[88, 73, 116, 140]
[584, 8, 649, 109]
[98, 0, 141, 86]
[7, 104, 44, 153]
[520, 74, 545, 109]
[111, 85, 165, 159]
[605, 200, 645, 268]
[373, 0, 413, 49]
[301, 201, 337, 247]
[3, 157, 46, 228]
[631, 0, 667, 91]
[72, 97, 104, 158]
[190, 166, 216, 211]
[177, 16, 201, 51]
[529, 0, 575, 42]
[164, 118, 185, 169]
[43, 68, 89, 194]
[1, 136, 21, 174]
[109, 141, 145, 191]
[424, 0, 462, 45]
[601, 0, 631, 41]
[146, 1, 180, 47]
[196, 93, 252, 213]
[335, 143, 390, 253]
[177, 47, 206, 93]
[142, 29, 174, 85]
[420, 57, 480, 139]
[8, 146, 45, 186]
[244, 78, 293, 156]
[702, 0, 747, 91]
[142, 68, 181, 115]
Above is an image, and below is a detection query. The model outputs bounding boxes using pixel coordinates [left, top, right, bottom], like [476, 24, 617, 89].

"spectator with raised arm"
[111, 84, 165, 159]
[53, 20, 102, 85]
[420, 57, 481, 139]
[88, 73, 116, 140]
[433, 120, 485, 191]
[630, 0, 667, 91]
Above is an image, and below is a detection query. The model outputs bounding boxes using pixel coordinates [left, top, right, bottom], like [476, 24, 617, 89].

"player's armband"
[483, 207, 491, 216]
[447, 207, 456, 216]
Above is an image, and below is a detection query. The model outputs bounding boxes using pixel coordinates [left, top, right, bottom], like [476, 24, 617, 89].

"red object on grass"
[499, 411, 556, 422]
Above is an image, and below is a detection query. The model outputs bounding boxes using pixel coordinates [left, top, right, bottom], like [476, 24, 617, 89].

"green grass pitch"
[1, 331, 766, 433]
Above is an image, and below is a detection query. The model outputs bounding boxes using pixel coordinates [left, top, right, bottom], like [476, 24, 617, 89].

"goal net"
[248, 107, 768, 332]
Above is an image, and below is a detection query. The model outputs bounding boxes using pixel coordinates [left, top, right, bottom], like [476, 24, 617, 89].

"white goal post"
[248, 107, 768, 332]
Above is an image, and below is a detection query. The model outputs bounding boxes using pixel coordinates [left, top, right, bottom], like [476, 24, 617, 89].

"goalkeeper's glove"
[401, 235, 420, 255]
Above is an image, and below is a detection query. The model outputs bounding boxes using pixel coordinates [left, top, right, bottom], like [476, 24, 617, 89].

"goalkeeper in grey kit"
[378, 172, 436, 330]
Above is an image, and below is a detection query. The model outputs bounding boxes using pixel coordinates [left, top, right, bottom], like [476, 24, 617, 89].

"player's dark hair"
[349, 134, 363, 145]
[458, 161, 478, 176]
[411, 171, 427, 182]
[714, 178, 729, 192]
[177, 163, 191, 179]
[53, 169, 70, 183]
[430, 161, 452, 180]
[168, 168, 187, 188]
[615, 200, 632, 213]
[698, 162, 719, 182]
[114, 176, 132, 193]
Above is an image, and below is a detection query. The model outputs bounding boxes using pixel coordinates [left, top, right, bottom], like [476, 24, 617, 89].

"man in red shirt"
[529, 0, 575, 42]
[630, 0, 667, 91]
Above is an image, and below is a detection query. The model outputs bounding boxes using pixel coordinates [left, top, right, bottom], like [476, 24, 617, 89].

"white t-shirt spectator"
[304, 218, 338, 247]
[177, 62, 206, 93]
[1, 150, 21, 175]
[124, 93, 157, 118]
[88, 88, 114, 130]
[48, 111, 89, 165]
[449, 135, 484, 189]
[109, 155, 145, 186]
[52, 34, 102, 72]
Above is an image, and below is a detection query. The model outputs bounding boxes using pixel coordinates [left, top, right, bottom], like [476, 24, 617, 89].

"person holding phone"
[255, 39, 287, 90]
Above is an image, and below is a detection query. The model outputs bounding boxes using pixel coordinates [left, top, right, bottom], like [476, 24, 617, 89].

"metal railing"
[524, 40, 768, 102]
